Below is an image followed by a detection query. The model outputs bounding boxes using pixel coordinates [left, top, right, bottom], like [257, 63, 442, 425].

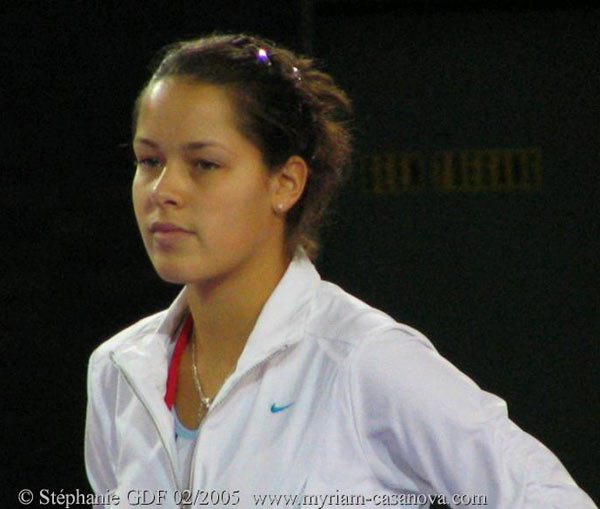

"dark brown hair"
[133, 33, 353, 260]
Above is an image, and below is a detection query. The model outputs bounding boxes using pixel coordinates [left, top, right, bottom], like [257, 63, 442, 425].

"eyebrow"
[133, 137, 234, 154]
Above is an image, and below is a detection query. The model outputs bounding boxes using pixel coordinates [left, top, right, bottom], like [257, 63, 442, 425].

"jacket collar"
[234, 248, 320, 373]
[112, 247, 321, 379]
[108, 249, 320, 469]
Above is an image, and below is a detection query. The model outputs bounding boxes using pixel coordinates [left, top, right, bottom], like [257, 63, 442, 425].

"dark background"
[4, 0, 598, 506]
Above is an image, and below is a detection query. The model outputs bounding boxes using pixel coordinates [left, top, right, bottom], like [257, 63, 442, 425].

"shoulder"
[307, 279, 489, 414]
[87, 310, 167, 377]
[349, 328, 488, 416]
[306, 279, 436, 357]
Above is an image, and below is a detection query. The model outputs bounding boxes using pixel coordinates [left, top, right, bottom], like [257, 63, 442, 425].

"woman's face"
[132, 78, 283, 286]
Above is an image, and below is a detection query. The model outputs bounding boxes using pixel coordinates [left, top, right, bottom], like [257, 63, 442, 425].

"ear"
[269, 155, 309, 214]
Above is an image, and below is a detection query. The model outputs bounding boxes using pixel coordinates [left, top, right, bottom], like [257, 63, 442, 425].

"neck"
[185, 246, 291, 371]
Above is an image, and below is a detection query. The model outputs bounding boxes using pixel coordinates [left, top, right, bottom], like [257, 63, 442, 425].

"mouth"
[149, 221, 194, 234]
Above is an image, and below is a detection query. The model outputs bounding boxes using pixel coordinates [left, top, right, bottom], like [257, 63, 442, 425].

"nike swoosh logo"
[270, 402, 294, 413]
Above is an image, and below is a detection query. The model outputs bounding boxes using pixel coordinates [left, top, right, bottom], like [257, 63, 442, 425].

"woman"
[85, 34, 595, 508]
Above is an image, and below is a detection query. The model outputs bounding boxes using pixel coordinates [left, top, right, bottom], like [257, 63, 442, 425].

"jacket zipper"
[109, 352, 183, 505]
[186, 344, 291, 495]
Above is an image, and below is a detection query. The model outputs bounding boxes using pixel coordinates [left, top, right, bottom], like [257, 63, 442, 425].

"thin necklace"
[190, 334, 212, 420]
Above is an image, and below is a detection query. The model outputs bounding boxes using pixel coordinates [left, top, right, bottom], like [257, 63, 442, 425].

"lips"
[149, 222, 193, 234]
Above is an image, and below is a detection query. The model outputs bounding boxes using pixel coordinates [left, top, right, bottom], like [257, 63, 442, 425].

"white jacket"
[85, 252, 595, 508]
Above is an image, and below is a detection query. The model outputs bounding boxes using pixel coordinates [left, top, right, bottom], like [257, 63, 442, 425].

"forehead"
[136, 78, 240, 139]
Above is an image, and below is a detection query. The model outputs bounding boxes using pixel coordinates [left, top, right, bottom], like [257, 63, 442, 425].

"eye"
[134, 157, 162, 170]
[194, 159, 221, 171]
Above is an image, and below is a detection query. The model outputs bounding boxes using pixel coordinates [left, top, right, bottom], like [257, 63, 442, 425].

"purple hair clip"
[256, 47, 272, 66]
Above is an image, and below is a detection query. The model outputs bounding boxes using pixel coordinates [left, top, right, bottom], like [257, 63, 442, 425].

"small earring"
[276, 203, 285, 213]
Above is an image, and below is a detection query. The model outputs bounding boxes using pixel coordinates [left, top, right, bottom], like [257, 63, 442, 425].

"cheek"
[208, 179, 273, 241]
[131, 173, 149, 220]
[131, 181, 153, 248]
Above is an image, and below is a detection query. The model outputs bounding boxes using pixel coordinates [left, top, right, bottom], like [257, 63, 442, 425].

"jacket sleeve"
[348, 329, 596, 508]
[84, 348, 119, 508]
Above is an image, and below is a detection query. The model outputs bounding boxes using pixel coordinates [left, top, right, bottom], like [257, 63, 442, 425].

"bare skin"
[176, 240, 290, 427]
[132, 78, 307, 428]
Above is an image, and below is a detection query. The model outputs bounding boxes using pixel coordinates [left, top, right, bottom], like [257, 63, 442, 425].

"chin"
[153, 260, 222, 286]
[152, 261, 198, 285]
[150, 250, 256, 287]
[155, 270, 189, 285]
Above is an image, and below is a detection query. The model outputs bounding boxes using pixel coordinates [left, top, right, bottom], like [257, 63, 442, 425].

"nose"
[151, 163, 186, 207]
